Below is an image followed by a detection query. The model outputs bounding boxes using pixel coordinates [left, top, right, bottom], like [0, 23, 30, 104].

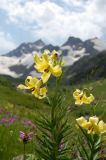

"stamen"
[44, 66, 50, 73]
[31, 87, 35, 91]
[27, 79, 30, 82]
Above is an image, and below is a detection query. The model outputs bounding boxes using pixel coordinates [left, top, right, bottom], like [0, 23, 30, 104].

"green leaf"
[78, 125, 92, 150]
[78, 136, 90, 160]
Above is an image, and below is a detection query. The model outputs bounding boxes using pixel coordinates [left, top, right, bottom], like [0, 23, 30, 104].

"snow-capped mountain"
[5, 39, 45, 57]
[59, 37, 105, 66]
[0, 37, 106, 79]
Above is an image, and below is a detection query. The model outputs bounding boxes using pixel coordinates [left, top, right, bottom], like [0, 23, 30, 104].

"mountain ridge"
[0, 36, 106, 81]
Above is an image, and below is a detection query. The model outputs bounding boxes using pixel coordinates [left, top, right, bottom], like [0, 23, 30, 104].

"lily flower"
[18, 76, 47, 99]
[76, 116, 106, 134]
[34, 50, 62, 83]
[73, 89, 94, 105]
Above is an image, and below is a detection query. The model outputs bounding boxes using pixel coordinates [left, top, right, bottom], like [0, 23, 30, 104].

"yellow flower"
[87, 117, 99, 134]
[76, 116, 87, 128]
[73, 89, 94, 105]
[73, 89, 84, 105]
[34, 50, 62, 83]
[50, 50, 58, 61]
[18, 76, 47, 99]
[82, 94, 94, 104]
[98, 120, 106, 134]
[76, 116, 106, 135]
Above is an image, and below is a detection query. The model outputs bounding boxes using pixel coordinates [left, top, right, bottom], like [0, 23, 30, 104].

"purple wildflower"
[1, 117, 8, 124]
[20, 131, 33, 143]
[0, 116, 16, 125]
[22, 119, 36, 129]
[8, 117, 16, 124]
[6, 112, 11, 115]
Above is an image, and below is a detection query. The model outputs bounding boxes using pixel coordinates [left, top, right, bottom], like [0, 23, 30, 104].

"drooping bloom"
[34, 50, 62, 83]
[76, 116, 106, 134]
[18, 76, 47, 99]
[73, 89, 94, 105]
[20, 131, 33, 143]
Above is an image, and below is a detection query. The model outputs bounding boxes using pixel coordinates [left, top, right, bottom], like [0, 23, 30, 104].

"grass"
[0, 76, 106, 159]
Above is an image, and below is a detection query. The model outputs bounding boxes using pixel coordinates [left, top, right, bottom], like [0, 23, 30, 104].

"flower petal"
[76, 117, 87, 126]
[43, 51, 49, 62]
[34, 53, 41, 64]
[98, 120, 106, 133]
[89, 116, 99, 125]
[36, 79, 43, 88]
[51, 65, 62, 77]
[75, 99, 83, 105]
[17, 84, 29, 90]
[73, 89, 83, 98]
[50, 50, 58, 60]
[82, 93, 94, 104]
[41, 72, 51, 83]
[40, 87, 47, 96]
[24, 76, 38, 90]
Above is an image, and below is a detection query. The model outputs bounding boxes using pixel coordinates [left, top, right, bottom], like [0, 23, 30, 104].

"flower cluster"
[22, 119, 36, 129]
[73, 89, 106, 135]
[73, 89, 94, 105]
[76, 116, 106, 134]
[0, 109, 17, 126]
[18, 76, 47, 99]
[34, 50, 62, 83]
[17, 48, 106, 159]
[1, 116, 16, 125]
[18, 50, 62, 99]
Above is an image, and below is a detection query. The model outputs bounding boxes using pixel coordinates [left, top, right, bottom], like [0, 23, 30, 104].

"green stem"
[92, 106, 95, 116]
[55, 77, 61, 98]
[51, 106, 55, 124]
[51, 101, 58, 160]
[92, 101, 99, 116]
[51, 78, 61, 160]
[90, 138, 98, 160]
[90, 143, 94, 160]
[23, 143, 26, 160]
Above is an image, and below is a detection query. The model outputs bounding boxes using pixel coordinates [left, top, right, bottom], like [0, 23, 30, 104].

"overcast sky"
[0, 0, 106, 54]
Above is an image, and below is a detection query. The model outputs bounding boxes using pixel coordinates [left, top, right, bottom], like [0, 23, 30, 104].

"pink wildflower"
[20, 131, 33, 143]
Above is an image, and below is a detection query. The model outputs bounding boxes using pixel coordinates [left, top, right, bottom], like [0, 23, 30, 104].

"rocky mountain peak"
[62, 36, 83, 47]
[41, 44, 60, 52]
[0, 36, 106, 79]
[34, 39, 45, 47]
[5, 39, 45, 57]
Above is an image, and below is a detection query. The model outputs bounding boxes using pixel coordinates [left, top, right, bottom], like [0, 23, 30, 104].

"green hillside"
[0, 76, 106, 159]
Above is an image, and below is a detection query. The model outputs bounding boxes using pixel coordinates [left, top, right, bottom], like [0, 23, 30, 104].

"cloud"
[0, 31, 17, 54]
[85, 0, 106, 26]
[0, 0, 106, 45]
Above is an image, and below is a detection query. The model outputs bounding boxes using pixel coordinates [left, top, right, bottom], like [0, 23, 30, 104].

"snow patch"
[29, 70, 41, 78]
[91, 38, 106, 51]
[20, 54, 34, 69]
[0, 56, 20, 77]
[60, 46, 86, 66]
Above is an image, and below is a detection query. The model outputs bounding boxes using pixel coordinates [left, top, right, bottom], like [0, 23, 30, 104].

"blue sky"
[0, 0, 106, 54]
